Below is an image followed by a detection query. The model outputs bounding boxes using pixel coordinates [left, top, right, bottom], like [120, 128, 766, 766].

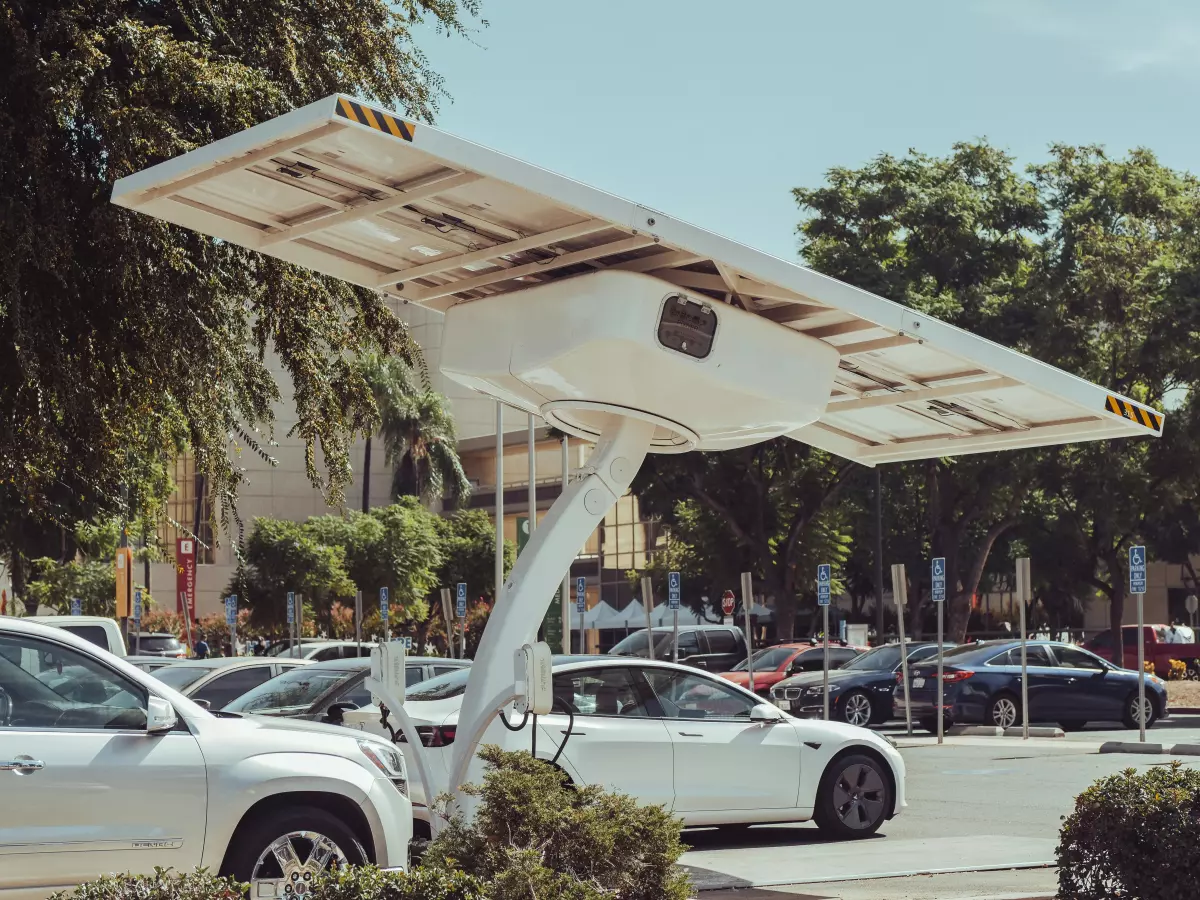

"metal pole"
[560, 435, 571, 655]
[460, 611, 467, 660]
[937, 599, 944, 744]
[822, 604, 830, 720]
[355, 590, 362, 658]
[1016, 557, 1030, 740]
[891, 564, 912, 735]
[495, 402, 505, 608]
[641, 575, 655, 654]
[181, 592, 193, 654]
[527, 413, 537, 540]
[874, 467, 885, 644]
[296, 593, 303, 655]
[1138, 591, 1146, 743]
[740, 571, 755, 693]
[673, 608, 679, 663]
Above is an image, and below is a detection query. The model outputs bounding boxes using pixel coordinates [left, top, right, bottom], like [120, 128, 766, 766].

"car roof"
[26, 615, 118, 625]
[128, 632, 179, 638]
[300, 655, 470, 671]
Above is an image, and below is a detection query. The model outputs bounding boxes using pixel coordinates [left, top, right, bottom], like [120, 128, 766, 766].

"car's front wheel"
[813, 753, 892, 839]
[839, 691, 874, 728]
[1121, 692, 1158, 730]
[224, 806, 366, 894]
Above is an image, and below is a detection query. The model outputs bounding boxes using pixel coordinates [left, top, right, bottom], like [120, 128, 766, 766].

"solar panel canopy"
[111, 95, 1164, 465]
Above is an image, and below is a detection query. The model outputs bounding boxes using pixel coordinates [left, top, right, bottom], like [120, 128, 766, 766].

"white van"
[25, 616, 125, 657]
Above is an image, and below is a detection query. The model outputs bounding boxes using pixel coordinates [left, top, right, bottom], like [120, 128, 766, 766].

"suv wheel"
[224, 806, 366, 893]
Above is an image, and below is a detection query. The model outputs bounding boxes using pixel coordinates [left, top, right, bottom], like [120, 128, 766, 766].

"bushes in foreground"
[1058, 761, 1200, 900]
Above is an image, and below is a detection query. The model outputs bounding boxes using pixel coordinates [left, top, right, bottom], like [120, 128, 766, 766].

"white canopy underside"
[111, 95, 1164, 464]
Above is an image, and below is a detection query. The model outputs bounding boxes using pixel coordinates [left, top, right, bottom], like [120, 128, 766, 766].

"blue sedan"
[900, 640, 1168, 732]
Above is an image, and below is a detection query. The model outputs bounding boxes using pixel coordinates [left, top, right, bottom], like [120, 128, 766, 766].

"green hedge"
[1058, 761, 1200, 900]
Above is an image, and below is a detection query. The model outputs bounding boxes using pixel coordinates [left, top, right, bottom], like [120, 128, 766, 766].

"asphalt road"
[680, 714, 1200, 898]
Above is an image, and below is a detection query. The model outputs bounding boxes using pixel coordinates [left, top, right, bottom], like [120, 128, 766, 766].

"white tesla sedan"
[344, 656, 905, 839]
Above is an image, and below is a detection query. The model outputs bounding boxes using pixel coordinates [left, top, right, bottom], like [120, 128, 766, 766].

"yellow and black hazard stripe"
[1106, 395, 1163, 431]
[335, 97, 416, 142]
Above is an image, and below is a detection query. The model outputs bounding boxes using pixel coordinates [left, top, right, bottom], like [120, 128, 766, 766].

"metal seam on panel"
[1106, 394, 1162, 431]
[336, 97, 416, 141]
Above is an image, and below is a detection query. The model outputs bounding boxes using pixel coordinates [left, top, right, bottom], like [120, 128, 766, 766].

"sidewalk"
[697, 866, 1056, 899]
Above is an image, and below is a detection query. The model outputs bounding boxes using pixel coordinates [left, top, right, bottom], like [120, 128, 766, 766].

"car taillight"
[942, 669, 975, 683]
[418, 725, 457, 747]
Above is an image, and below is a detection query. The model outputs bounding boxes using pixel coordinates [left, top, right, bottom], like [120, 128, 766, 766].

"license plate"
[912, 677, 925, 689]
[773, 698, 788, 709]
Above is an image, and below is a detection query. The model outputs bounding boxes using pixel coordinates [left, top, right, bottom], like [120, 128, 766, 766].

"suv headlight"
[359, 740, 404, 777]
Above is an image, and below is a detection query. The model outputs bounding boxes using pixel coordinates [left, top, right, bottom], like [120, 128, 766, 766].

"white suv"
[0, 618, 411, 900]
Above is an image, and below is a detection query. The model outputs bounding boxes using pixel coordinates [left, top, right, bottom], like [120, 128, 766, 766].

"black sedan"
[901, 640, 1169, 732]
[222, 656, 470, 725]
[770, 642, 945, 727]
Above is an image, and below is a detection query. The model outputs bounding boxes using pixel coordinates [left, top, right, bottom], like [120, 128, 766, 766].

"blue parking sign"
[668, 571, 681, 610]
[932, 557, 946, 603]
[286, 591, 295, 625]
[576, 576, 586, 614]
[70, 598, 81, 616]
[1129, 545, 1147, 595]
[133, 587, 143, 622]
[225, 595, 237, 626]
[456, 582, 467, 618]
[817, 564, 831, 607]
[380, 586, 389, 624]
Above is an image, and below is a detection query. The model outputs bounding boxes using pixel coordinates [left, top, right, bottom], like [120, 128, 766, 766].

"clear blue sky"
[422, 0, 1200, 261]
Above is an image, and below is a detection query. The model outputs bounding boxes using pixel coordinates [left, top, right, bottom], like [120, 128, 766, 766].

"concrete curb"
[1169, 744, 1200, 755]
[1170, 706, 1200, 715]
[1003, 726, 1065, 738]
[947, 725, 1004, 737]
[1099, 741, 1164, 754]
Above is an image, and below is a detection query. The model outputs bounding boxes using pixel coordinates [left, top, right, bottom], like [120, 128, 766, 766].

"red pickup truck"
[1083, 625, 1200, 675]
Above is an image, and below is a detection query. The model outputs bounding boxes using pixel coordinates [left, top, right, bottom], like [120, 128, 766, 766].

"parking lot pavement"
[695, 867, 1056, 899]
[682, 716, 1200, 894]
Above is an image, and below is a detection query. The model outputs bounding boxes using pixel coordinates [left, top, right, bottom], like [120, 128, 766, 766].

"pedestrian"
[194, 633, 209, 659]
[253, 636, 265, 656]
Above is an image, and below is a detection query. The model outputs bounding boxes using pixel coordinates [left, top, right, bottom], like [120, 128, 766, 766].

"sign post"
[575, 577, 587, 653]
[225, 595, 238, 657]
[457, 582, 467, 659]
[932, 557, 946, 744]
[355, 590, 363, 658]
[1130, 545, 1148, 743]
[739, 572, 755, 692]
[641, 575, 655, 643]
[669, 571, 681, 664]
[817, 564, 832, 720]
[286, 592, 295, 657]
[132, 587, 143, 654]
[891, 564, 912, 735]
[1015, 557, 1031, 739]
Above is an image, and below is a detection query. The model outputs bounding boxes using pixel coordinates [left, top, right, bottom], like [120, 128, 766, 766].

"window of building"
[157, 453, 215, 565]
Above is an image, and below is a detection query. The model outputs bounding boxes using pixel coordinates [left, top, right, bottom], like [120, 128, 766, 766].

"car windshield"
[732, 647, 796, 671]
[407, 667, 472, 701]
[841, 645, 907, 671]
[152, 665, 213, 690]
[609, 632, 671, 658]
[133, 636, 181, 652]
[224, 667, 354, 713]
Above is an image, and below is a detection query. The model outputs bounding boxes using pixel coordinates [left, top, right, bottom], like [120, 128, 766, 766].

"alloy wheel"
[1130, 696, 1154, 725]
[250, 831, 349, 898]
[991, 697, 1017, 729]
[843, 692, 872, 727]
[831, 762, 886, 830]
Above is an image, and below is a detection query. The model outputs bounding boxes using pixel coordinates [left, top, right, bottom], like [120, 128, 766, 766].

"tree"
[385, 386, 471, 505]
[357, 351, 424, 512]
[433, 509, 514, 601]
[1, 0, 481, 600]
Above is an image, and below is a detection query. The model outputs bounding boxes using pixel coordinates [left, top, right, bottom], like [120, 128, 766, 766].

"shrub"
[1167, 659, 1188, 681]
[1144, 660, 1157, 675]
[424, 745, 693, 900]
[49, 869, 243, 900]
[1058, 761, 1200, 899]
[313, 865, 483, 900]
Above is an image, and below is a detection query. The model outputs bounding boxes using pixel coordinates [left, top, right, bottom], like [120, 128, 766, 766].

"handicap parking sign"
[932, 557, 946, 603]
[286, 592, 295, 625]
[1129, 545, 1147, 595]
[456, 582, 467, 618]
[817, 564, 831, 607]
[668, 571, 681, 610]
[576, 576, 586, 614]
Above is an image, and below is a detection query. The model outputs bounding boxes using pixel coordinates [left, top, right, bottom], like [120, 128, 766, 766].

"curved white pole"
[451, 415, 656, 807]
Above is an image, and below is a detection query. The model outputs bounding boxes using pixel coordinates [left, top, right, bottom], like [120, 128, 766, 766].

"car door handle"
[678, 732, 703, 737]
[1, 759, 44, 772]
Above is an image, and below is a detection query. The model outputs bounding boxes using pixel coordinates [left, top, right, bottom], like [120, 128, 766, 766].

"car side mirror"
[750, 703, 784, 724]
[147, 696, 178, 734]
[325, 702, 358, 725]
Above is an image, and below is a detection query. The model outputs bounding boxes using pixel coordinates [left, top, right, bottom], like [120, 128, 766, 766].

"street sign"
[380, 586, 389, 620]
[721, 590, 736, 617]
[225, 595, 237, 626]
[668, 571, 681, 610]
[576, 576, 586, 614]
[932, 557, 946, 603]
[1129, 545, 1147, 595]
[286, 591, 295, 625]
[70, 598, 81, 616]
[133, 587, 143, 622]
[817, 564, 831, 607]
[456, 582, 467, 618]
[395, 635, 413, 651]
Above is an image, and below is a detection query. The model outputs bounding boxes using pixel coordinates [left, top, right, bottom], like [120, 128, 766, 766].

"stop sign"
[721, 590, 736, 616]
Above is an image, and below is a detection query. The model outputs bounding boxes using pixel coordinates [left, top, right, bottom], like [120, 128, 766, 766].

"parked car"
[608, 625, 748, 671]
[344, 657, 906, 839]
[152, 657, 312, 709]
[1083, 625, 1200, 675]
[771, 642, 946, 727]
[25, 615, 125, 656]
[224, 656, 470, 725]
[0, 617, 411, 897]
[722, 642, 867, 695]
[901, 640, 1169, 732]
[270, 640, 378, 661]
[125, 655, 179, 673]
[126, 632, 187, 658]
